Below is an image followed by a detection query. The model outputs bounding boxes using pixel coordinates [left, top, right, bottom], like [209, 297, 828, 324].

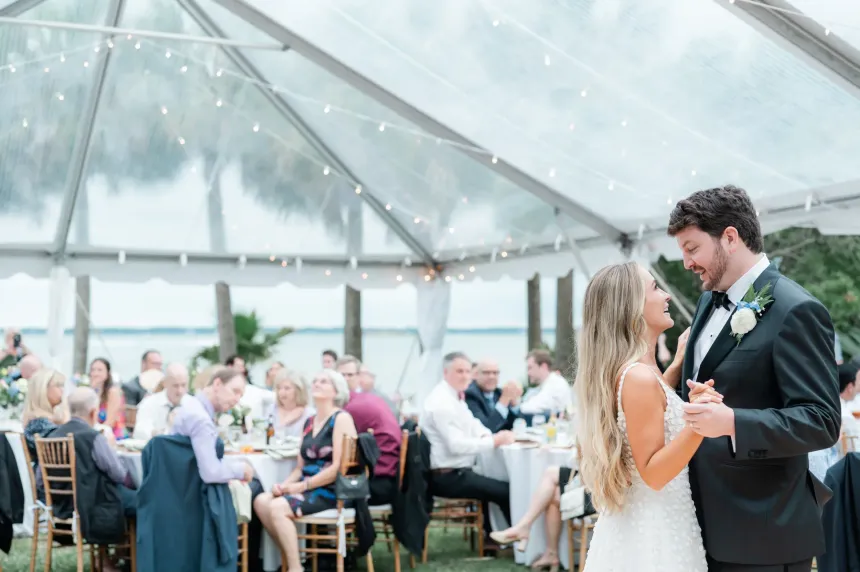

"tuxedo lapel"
[683, 292, 712, 395]
[696, 309, 738, 383]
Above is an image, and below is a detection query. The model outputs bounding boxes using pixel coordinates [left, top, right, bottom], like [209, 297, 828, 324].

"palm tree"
[192, 310, 293, 370]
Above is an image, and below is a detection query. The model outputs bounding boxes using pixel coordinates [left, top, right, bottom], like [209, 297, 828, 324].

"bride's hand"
[687, 379, 723, 403]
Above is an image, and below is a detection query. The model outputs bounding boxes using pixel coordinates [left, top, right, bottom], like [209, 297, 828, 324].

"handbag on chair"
[335, 472, 370, 502]
[560, 469, 595, 521]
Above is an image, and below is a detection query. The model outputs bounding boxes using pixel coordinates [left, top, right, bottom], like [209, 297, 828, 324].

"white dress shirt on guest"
[133, 392, 192, 441]
[239, 383, 274, 420]
[520, 372, 572, 415]
[841, 399, 859, 452]
[420, 380, 494, 470]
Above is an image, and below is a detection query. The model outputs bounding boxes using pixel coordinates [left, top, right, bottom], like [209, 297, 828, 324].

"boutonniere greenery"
[730, 283, 774, 345]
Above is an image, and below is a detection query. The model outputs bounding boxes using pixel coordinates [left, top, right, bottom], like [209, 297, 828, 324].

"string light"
[252, 123, 260, 132]
[325, 269, 331, 276]
[354, 185, 361, 194]
[361, 272, 368, 279]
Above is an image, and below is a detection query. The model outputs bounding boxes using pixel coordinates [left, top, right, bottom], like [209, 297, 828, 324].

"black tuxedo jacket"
[464, 381, 517, 432]
[680, 263, 841, 566]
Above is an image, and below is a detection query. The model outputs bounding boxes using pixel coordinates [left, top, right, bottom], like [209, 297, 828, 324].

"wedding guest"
[521, 350, 572, 417]
[838, 362, 859, 452]
[0, 328, 29, 368]
[133, 364, 192, 441]
[48, 388, 137, 562]
[18, 354, 42, 380]
[267, 369, 314, 438]
[321, 349, 337, 370]
[226, 354, 248, 377]
[358, 364, 398, 415]
[465, 359, 522, 432]
[265, 362, 285, 389]
[337, 356, 401, 505]
[420, 352, 515, 544]
[89, 358, 126, 440]
[170, 368, 255, 484]
[122, 350, 163, 406]
[253, 369, 357, 572]
[22, 369, 69, 499]
[191, 364, 224, 393]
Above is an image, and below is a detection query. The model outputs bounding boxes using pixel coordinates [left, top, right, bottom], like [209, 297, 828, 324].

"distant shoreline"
[17, 327, 556, 336]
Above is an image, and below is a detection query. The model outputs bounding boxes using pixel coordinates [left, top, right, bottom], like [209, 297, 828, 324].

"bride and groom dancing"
[576, 186, 840, 571]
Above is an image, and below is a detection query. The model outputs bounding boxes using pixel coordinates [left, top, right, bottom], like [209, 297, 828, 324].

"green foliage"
[192, 311, 293, 371]
[656, 228, 860, 361]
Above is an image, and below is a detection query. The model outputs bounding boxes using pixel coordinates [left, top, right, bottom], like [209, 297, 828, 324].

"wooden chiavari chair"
[282, 434, 375, 572]
[237, 521, 249, 572]
[566, 516, 595, 571]
[368, 429, 410, 572]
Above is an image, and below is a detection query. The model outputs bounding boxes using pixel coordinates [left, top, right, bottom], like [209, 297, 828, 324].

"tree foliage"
[656, 229, 860, 361]
[192, 310, 293, 370]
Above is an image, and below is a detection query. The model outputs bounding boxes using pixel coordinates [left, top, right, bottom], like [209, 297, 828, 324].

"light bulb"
[501, 251, 508, 258]
[325, 269, 332, 276]
[21, 119, 27, 128]
[83, 61, 89, 68]
[491, 156, 498, 164]
[161, 106, 168, 114]
[378, 123, 385, 131]
[580, 89, 587, 97]
[361, 272, 368, 279]
[621, 119, 627, 127]
[323, 166, 330, 175]
[180, 65, 188, 73]
[9, 66, 15, 73]
[252, 123, 259, 132]
[444, 276, 452, 282]
[414, 217, 420, 224]
[462, 197, 468, 203]
[396, 275, 403, 282]
[324, 104, 331, 113]
[57, 93, 64, 101]
[94, 46, 100, 53]
[458, 274, 465, 280]
[165, 51, 171, 58]
[492, 19, 499, 26]
[216, 69, 223, 77]
[281, 260, 287, 267]
[568, 123, 575, 130]
[424, 275, 431, 282]
[215, 99, 223, 107]
[107, 40, 114, 48]
[60, 54, 65, 62]
[608, 181, 614, 190]
[544, 54, 551, 66]
[178, 137, 185, 145]
[134, 42, 141, 50]
[469, 266, 476, 272]
[269, 255, 275, 262]
[691, 169, 697, 176]
[825, 28, 830, 36]
[448, 227, 455, 234]
[354, 185, 362, 194]
[548, 168, 556, 177]
[385, 204, 392, 210]
[43, 67, 49, 73]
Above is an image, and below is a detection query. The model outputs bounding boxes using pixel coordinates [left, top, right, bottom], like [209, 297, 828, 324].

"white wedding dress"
[583, 363, 707, 571]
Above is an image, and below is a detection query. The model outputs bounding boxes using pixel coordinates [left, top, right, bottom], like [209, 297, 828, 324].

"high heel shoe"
[489, 530, 529, 552]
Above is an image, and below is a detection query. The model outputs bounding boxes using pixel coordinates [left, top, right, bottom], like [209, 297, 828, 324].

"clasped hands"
[683, 379, 735, 439]
[272, 479, 309, 497]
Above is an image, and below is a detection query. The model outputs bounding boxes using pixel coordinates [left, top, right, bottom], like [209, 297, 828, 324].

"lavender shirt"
[170, 393, 245, 483]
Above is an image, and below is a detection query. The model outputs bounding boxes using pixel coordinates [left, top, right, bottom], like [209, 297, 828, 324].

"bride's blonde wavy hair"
[574, 261, 648, 513]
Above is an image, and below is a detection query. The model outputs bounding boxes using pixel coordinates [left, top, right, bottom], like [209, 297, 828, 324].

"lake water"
[17, 329, 558, 399]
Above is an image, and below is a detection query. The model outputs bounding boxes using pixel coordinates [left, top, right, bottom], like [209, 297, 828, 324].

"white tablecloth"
[119, 450, 296, 572]
[1, 421, 34, 539]
[477, 444, 576, 569]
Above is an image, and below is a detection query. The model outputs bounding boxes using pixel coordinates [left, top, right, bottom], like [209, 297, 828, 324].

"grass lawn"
[0, 528, 525, 572]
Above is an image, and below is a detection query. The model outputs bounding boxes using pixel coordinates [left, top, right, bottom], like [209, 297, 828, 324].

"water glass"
[532, 414, 546, 428]
[513, 418, 527, 437]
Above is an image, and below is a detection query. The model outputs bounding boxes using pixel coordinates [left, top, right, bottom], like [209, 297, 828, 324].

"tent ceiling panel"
[234, 0, 860, 227]
[59, 0, 418, 261]
[0, 0, 107, 248]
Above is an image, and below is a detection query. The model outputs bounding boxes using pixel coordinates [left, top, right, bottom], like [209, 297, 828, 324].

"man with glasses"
[464, 359, 522, 432]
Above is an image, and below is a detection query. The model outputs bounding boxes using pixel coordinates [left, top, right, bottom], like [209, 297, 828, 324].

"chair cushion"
[369, 504, 392, 513]
[296, 508, 356, 524]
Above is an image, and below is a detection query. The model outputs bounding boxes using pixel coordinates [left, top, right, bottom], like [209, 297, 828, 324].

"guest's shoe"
[489, 530, 529, 552]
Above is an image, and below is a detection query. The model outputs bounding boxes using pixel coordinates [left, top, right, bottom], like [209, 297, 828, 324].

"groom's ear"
[722, 226, 741, 252]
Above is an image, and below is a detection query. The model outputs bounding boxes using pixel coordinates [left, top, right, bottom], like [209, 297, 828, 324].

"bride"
[576, 262, 716, 571]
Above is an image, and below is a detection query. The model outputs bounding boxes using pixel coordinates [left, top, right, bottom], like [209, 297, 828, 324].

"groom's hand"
[682, 401, 735, 439]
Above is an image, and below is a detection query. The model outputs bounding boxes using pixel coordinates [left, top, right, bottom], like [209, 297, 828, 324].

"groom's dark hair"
[667, 184, 763, 253]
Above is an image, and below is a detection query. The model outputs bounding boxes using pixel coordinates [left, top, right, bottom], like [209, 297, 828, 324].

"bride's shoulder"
[617, 365, 665, 408]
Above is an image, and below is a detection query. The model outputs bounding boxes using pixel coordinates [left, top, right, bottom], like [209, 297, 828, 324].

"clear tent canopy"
[1, 0, 859, 290]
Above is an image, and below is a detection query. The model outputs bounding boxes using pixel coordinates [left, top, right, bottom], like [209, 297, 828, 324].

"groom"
[668, 185, 841, 572]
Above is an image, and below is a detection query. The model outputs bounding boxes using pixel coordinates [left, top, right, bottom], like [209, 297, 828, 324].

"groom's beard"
[699, 243, 729, 291]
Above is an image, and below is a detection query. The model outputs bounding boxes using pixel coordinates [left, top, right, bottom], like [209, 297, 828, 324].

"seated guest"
[465, 359, 522, 432]
[358, 364, 398, 415]
[88, 358, 126, 440]
[253, 369, 357, 572]
[122, 349, 163, 407]
[18, 354, 42, 380]
[23, 369, 69, 499]
[265, 361, 285, 389]
[171, 368, 255, 483]
[321, 349, 337, 370]
[48, 388, 137, 551]
[521, 350, 572, 417]
[133, 364, 192, 441]
[336, 356, 401, 505]
[267, 369, 314, 438]
[839, 362, 859, 451]
[420, 352, 515, 541]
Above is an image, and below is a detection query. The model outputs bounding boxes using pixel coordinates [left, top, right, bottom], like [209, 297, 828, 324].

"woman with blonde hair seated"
[253, 369, 357, 572]
[267, 369, 314, 438]
[22, 369, 69, 498]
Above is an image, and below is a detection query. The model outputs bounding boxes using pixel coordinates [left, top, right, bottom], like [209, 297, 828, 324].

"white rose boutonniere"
[730, 283, 774, 345]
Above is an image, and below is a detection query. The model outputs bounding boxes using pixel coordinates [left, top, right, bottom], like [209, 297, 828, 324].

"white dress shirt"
[133, 391, 193, 440]
[692, 255, 769, 452]
[520, 372, 573, 415]
[239, 383, 275, 420]
[841, 400, 859, 452]
[420, 380, 494, 470]
[692, 255, 771, 381]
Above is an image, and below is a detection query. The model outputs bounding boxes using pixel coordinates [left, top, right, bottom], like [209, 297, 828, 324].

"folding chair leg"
[476, 502, 484, 556]
[29, 508, 40, 572]
[578, 522, 589, 570]
[566, 521, 574, 572]
[43, 526, 53, 572]
[365, 552, 375, 572]
[421, 525, 429, 563]
[392, 537, 401, 572]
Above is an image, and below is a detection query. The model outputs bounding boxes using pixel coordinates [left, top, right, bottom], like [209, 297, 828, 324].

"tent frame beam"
[175, 0, 436, 267]
[0, 0, 48, 17]
[51, 0, 126, 260]
[716, 0, 860, 101]
[212, 0, 627, 246]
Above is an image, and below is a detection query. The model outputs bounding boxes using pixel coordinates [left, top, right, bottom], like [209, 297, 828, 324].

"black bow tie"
[711, 291, 731, 310]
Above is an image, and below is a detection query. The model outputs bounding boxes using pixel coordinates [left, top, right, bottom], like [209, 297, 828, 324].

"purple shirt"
[171, 393, 245, 483]
[344, 392, 400, 478]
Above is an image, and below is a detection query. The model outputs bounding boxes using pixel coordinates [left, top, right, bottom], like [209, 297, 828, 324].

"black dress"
[286, 411, 342, 516]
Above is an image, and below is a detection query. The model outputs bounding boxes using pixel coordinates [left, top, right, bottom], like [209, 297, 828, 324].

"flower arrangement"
[227, 405, 251, 428]
[730, 283, 774, 345]
[0, 367, 28, 412]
